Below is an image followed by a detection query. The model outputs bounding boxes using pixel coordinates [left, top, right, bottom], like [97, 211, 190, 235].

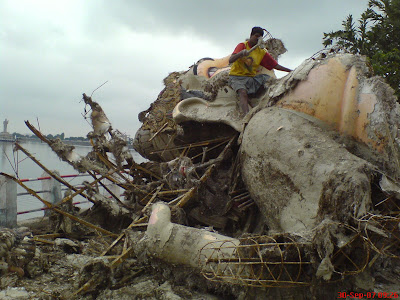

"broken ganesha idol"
[21, 39, 400, 295]
[132, 40, 400, 289]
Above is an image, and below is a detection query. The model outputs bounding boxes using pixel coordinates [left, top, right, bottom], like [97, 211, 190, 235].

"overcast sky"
[0, 0, 369, 138]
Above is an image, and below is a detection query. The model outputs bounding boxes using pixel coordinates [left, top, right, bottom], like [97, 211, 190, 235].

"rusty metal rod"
[202, 275, 311, 286]
[14, 143, 97, 204]
[176, 165, 215, 208]
[191, 139, 231, 161]
[100, 216, 149, 256]
[233, 193, 251, 202]
[150, 137, 232, 154]
[1, 173, 117, 237]
[205, 257, 311, 264]
[54, 170, 117, 208]
[141, 184, 164, 213]
[87, 170, 134, 210]
[149, 122, 168, 142]
[176, 136, 236, 208]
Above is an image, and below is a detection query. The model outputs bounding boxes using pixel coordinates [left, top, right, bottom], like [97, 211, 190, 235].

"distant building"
[0, 119, 14, 141]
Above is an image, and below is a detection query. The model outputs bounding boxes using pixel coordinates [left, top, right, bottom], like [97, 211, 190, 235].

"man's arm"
[260, 52, 292, 72]
[229, 43, 247, 64]
[274, 64, 292, 72]
[229, 50, 248, 64]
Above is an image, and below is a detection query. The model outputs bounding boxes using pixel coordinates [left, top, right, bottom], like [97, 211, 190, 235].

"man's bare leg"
[237, 89, 250, 115]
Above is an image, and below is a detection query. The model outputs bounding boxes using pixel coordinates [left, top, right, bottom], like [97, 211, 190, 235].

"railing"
[16, 174, 88, 197]
[19, 174, 88, 182]
[0, 173, 97, 227]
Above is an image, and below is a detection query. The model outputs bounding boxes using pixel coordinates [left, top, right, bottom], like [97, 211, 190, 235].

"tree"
[54, 133, 65, 140]
[323, 0, 400, 99]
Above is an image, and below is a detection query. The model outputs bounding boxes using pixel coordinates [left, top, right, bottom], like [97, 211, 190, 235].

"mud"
[240, 107, 374, 234]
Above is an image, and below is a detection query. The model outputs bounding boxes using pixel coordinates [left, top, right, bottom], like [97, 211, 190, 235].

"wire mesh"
[329, 225, 370, 278]
[199, 234, 312, 288]
[359, 213, 400, 258]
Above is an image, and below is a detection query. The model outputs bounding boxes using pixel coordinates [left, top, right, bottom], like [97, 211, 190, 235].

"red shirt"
[232, 43, 278, 70]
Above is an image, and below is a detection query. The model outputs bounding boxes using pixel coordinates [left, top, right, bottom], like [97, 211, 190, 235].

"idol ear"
[173, 95, 244, 133]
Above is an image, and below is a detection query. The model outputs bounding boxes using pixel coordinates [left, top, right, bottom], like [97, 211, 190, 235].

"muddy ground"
[1, 213, 400, 300]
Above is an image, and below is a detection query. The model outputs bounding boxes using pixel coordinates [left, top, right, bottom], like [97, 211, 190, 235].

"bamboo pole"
[91, 145, 149, 190]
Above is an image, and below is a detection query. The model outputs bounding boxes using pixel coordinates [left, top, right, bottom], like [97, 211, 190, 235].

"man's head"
[251, 27, 264, 37]
[249, 27, 264, 46]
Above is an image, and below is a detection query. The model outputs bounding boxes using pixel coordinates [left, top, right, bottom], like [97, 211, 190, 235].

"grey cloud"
[1, 1, 369, 137]
[103, 0, 369, 55]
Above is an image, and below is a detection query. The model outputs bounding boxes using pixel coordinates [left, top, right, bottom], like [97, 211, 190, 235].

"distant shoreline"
[15, 137, 92, 146]
[1, 137, 134, 149]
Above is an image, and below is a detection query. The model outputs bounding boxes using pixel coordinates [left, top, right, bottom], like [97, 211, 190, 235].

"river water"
[0, 140, 145, 221]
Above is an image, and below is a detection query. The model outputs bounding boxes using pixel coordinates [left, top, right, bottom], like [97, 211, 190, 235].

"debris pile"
[2, 44, 400, 298]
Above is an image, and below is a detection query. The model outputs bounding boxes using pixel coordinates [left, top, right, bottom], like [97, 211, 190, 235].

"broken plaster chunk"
[54, 238, 80, 254]
[91, 109, 111, 136]
[380, 175, 400, 199]
[156, 281, 182, 300]
[66, 150, 82, 163]
[0, 287, 30, 299]
[316, 257, 334, 281]
[66, 254, 96, 269]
